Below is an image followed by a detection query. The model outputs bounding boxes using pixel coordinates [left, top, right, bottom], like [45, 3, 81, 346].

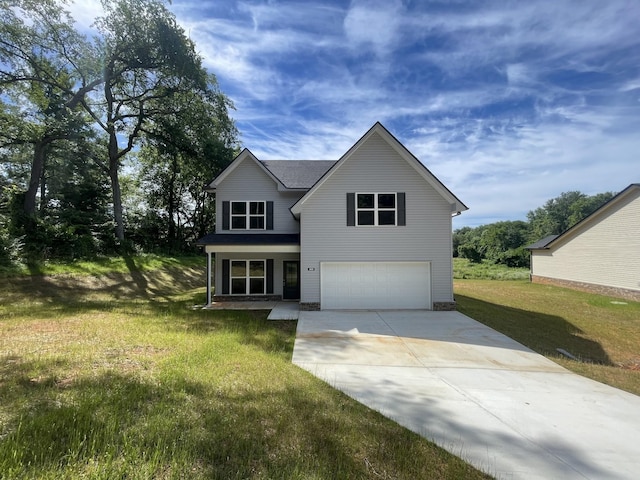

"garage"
[320, 262, 431, 310]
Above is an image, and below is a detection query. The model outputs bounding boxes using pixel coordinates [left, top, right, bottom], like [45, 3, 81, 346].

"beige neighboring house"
[527, 184, 640, 301]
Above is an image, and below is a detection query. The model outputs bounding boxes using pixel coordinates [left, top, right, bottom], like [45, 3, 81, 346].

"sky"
[69, 0, 640, 228]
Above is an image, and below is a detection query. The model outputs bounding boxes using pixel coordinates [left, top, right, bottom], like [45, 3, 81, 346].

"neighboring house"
[527, 184, 640, 302]
[197, 122, 468, 310]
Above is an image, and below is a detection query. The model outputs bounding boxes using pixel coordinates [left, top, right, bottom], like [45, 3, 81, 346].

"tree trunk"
[108, 131, 125, 242]
[39, 159, 46, 214]
[109, 162, 125, 242]
[24, 141, 47, 217]
[167, 155, 177, 247]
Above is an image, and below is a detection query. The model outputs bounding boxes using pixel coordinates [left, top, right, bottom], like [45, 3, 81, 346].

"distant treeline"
[453, 191, 615, 268]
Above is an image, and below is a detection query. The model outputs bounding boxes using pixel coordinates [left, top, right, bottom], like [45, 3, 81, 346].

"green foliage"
[527, 190, 615, 240]
[457, 241, 483, 263]
[453, 258, 530, 280]
[0, 0, 239, 264]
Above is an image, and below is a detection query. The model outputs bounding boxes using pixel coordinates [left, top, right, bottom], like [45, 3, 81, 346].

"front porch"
[203, 300, 300, 320]
[197, 233, 301, 307]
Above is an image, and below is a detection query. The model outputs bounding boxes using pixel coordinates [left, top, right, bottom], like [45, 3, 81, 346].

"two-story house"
[197, 122, 468, 310]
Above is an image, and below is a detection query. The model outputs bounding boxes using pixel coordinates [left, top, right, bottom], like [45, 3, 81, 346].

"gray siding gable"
[297, 127, 459, 304]
[291, 122, 468, 217]
[214, 154, 304, 234]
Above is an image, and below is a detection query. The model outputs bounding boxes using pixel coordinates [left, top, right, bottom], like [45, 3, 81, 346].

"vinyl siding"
[215, 157, 303, 234]
[531, 191, 640, 292]
[214, 252, 300, 296]
[299, 131, 454, 304]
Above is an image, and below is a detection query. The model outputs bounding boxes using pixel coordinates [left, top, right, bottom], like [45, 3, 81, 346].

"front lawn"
[455, 279, 640, 396]
[0, 260, 489, 479]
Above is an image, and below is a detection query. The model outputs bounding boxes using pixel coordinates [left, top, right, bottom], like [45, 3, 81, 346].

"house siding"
[298, 131, 454, 305]
[531, 191, 640, 294]
[215, 157, 303, 234]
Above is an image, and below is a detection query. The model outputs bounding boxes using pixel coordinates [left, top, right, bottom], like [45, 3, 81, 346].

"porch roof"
[197, 233, 300, 253]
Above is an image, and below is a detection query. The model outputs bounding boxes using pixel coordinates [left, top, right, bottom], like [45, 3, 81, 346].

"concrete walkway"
[292, 310, 640, 480]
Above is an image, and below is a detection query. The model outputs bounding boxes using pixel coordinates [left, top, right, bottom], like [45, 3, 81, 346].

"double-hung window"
[230, 260, 265, 294]
[356, 193, 397, 226]
[231, 201, 265, 230]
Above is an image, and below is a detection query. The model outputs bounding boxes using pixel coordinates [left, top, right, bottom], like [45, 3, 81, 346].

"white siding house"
[528, 184, 640, 301]
[198, 122, 468, 310]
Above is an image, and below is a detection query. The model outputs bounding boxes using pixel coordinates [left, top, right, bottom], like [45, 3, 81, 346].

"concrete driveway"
[292, 310, 640, 480]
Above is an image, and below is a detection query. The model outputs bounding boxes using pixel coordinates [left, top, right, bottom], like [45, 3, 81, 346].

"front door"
[282, 261, 300, 300]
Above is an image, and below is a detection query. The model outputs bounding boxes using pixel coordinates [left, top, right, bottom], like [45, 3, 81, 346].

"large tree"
[0, 0, 92, 219]
[138, 86, 238, 249]
[527, 191, 615, 241]
[84, 0, 214, 242]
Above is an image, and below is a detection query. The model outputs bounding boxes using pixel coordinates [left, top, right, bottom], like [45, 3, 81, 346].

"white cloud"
[343, 0, 404, 57]
[67, 0, 103, 32]
[63, 0, 640, 228]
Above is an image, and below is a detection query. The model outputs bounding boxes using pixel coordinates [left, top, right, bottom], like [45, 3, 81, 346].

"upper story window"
[356, 193, 397, 226]
[221, 201, 273, 231]
[347, 192, 405, 227]
[231, 201, 265, 230]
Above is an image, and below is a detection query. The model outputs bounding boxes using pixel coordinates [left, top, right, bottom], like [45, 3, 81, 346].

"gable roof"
[526, 184, 640, 250]
[525, 235, 559, 250]
[205, 149, 336, 192]
[205, 149, 282, 192]
[290, 122, 468, 217]
[260, 160, 336, 189]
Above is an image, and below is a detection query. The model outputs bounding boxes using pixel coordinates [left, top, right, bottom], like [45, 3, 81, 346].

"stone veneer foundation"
[299, 302, 456, 311]
[433, 301, 457, 311]
[531, 275, 640, 302]
[299, 302, 321, 311]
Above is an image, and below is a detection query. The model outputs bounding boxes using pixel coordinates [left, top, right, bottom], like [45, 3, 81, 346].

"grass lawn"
[455, 279, 640, 396]
[0, 260, 490, 479]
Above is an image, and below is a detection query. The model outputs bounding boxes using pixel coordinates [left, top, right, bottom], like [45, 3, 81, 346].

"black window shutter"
[222, 259, 230, 294]
[266, 259, 274, 294]
[222, 201, 230, 230]
[346, 193, 355, 226]
[266, 201, 274, 230]
[397, 193, 406, 226]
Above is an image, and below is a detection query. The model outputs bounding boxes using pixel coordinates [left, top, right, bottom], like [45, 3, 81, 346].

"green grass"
[453, 257, 530, 280]
[0, 254, 204, 278]
[455, 279, 640, 395]
[0, 261, 490, 479]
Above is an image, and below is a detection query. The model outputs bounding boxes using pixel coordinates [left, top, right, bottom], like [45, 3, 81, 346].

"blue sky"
[71, 0, 640, 228]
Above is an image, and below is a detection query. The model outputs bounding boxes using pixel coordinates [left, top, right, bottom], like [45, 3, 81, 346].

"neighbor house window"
[356, 193, 396, 226]
[231, 201, 265, 230]
[230, 260, 265, 294]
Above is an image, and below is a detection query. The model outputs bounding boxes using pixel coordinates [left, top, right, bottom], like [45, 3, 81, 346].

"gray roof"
[525, 235, 559, 250]
[260, 160, 336, 189]
[196, 233, 300, 245]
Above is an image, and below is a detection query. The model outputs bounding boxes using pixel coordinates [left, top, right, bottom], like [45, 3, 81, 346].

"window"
[230, 260, 265, 295]
[356, 193, 396, 226]
[231, 201, 265, 230]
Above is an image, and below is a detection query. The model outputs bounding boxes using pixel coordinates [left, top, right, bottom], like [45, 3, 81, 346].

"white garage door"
[320, 262, 431, 310]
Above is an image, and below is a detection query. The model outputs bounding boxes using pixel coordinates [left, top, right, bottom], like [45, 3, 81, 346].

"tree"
[479, 221, 530, 264]
[527, 191, 615, 241]
[138, 86, 238, 250]
[83, 0, 213, 243]
[0, 0, 92, 219]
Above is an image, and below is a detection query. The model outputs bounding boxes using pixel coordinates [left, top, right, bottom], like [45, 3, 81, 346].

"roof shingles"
[260, 160, 336, 189]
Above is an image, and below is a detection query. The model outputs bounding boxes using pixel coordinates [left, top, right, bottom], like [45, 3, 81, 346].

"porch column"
[206, 251, 213, 306]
